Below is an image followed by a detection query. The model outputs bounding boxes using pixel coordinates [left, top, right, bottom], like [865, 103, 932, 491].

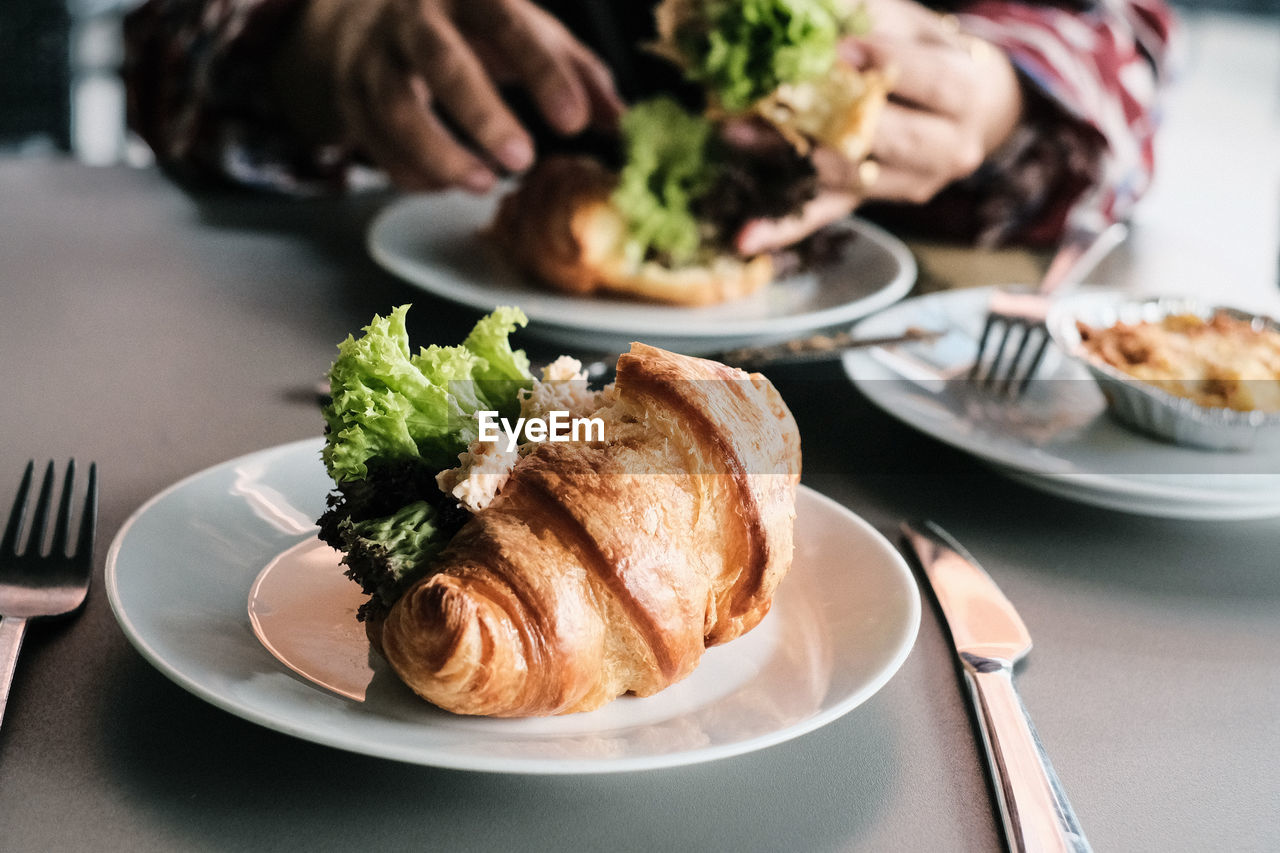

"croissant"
[373, 344, 802, 716]
[489, 155, 775, 307]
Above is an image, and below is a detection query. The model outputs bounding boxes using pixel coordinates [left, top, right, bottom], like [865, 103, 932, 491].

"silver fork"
[969, 222, 1128, 396]
[0, 460, 98, 729]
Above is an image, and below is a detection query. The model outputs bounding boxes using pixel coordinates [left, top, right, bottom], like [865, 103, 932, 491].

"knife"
[709, 326, 943, 369]
[901, 520, 1091, 853]
[575, 327, 943, 385]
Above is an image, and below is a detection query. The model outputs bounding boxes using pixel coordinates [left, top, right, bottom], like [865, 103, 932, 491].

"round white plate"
[106, 439, 920, 774]
[367, 191, 916, 353]
[843, 287, 1280, 520]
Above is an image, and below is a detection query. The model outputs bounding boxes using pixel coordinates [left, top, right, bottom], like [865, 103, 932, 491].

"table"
[2, 11, 1278, 852]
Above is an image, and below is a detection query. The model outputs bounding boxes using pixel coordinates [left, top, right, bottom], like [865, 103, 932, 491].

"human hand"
[272, 0, 623, 193]
[736, 0, 1024, 255]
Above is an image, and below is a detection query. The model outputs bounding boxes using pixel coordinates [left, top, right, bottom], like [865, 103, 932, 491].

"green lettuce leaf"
[677, 0, 867, 112]
[460, 306, 534, 385]
[610, 96, 718, 266]
[321, 305, 532, 483]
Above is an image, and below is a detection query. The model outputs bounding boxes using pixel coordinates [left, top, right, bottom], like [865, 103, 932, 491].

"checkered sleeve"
[957, 0, 1180, 245]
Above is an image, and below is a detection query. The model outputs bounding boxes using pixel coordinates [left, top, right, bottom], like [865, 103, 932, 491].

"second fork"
[970, 222, 1128, 396]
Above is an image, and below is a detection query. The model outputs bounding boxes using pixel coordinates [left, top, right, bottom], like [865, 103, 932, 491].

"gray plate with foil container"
[843, 286, 1280, 519]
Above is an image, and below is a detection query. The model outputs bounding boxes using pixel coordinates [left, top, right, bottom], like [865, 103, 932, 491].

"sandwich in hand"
[318, 306, 802, 716]
[651, 0, 884, 162]
[492, 0, 888, 307]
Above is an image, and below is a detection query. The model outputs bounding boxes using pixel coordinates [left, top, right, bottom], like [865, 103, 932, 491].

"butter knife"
[709, 327, 942, 369]
[578, 327, 943, 385]
[901, 520, 1091, 853]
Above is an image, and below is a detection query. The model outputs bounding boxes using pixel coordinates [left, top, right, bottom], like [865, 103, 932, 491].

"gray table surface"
[2, 13, 1278, 851]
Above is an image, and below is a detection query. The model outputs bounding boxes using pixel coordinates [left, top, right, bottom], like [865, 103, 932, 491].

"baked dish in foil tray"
[1048, 294, 1280, 452]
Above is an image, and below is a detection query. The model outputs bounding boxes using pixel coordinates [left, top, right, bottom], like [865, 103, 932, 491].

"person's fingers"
[472, 1, 592, 134]
[346, 52, 496, 192]
[719, 117, 793, 155]
[860, 36, 974, 120]
[568, 47, 624, 129]
[856, 160, 949, 204]
[399, 8, 533, 172]
[837, 37, 870, 68]
[871, 101, 965, 171]
[735, 191, 858, 256]
[854, 0, 959, 46]
[326, 7, 392, 146]
[811, 147, 866, 192]
[864, 101, 981, 200]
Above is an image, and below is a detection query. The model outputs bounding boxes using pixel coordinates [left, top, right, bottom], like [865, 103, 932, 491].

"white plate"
[843, 287, 1280, 520]
[106, 439, 920, 774]
[367, 191, 916, 354]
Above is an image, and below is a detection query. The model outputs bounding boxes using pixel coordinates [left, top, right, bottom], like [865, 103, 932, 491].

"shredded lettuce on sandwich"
[609, 94, 824, 269]
[318, 305, 533, 612]
[611, 97, 719, 267]
[319, 306, 609, 614]
[611, 1, 873, 268]
[322, 304, 531, 480]
[656, 0, 871, 113]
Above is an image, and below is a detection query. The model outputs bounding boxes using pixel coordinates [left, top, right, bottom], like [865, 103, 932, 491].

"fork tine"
[76, 463, 98, 562]
[983, 322, 1018, 387]
[1, 461, 34, 557]
[998, 325, 1038, 396]
[1015, 331, 1054, 397]
[50, 460, 77, 558]
[968, 314, 1000, 380]
[26, 462, 58, 558]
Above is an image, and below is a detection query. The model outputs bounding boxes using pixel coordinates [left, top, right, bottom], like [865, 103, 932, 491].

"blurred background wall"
[2, 0, 138, 165]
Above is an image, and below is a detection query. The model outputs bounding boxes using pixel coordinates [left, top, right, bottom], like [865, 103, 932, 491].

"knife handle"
[962, 654, 1091, 853]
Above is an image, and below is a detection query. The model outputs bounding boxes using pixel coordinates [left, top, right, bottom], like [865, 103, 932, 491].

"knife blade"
[901, 520, 1091, 853]
[576, 327, 943, 386]
[709, 326, 943, 369]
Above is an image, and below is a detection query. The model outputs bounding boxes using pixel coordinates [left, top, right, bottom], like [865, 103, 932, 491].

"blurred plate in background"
[367, 190, 916, 354]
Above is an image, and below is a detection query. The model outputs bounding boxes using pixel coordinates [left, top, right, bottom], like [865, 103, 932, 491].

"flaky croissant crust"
[374, 344, 802, 716]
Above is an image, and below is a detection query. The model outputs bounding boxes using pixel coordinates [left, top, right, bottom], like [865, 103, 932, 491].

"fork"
[969, 222, 1128, 396]
[0, 460, 97, 729]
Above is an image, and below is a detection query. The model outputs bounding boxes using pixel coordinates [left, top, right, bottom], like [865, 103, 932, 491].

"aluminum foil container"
[1046, 293, 1280, 452]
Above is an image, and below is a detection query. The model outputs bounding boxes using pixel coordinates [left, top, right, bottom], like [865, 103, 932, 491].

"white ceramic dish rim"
[105, 438, 921, 774]
[366, 194, 917, 341]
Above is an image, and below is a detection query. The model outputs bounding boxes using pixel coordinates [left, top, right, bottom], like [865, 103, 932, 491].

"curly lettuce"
[321, 305, 532, 482]
[610, 96, 718, 266]
[673, 0, 869, 113]
[338, 501, 447, 607]
[318, 306, 531, 616]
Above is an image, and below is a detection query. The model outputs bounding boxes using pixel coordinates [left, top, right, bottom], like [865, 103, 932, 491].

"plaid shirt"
[123, 0, 1178, 246]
